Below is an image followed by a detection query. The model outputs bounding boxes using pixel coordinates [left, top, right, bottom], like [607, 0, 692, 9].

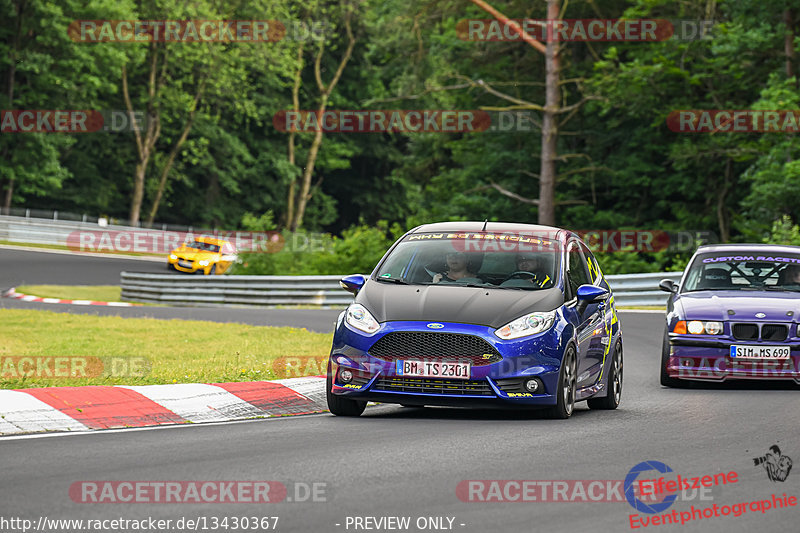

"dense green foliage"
[2, 0, 799, 274]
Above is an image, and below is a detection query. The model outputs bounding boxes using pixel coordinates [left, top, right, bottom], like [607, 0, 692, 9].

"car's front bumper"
[167, 257, 212, 274]
[329, 320, 580, 408]
[666, 336, 800, 382]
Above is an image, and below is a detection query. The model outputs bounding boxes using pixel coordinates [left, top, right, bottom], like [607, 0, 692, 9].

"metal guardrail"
[121, 270, 682, 308]
[605, 271, 682, 307]
[0, 212, 212, 249]
[121, 272, 354, 307]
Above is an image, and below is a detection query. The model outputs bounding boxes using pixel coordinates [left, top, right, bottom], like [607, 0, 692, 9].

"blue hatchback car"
[326, 222, 623, 419]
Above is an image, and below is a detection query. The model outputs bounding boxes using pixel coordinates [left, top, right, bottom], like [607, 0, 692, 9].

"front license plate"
[395, 360, 471, 379]
[178, 260, 192, 267]
[730, 345, 790, 359]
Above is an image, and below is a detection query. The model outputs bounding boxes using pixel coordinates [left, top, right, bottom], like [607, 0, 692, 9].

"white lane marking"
[274, 376, 327, 405]
[106, 302, 133, 307]
[20, 295, 39, 301]
[0, 390, 89, 434]
[41, 298, 61, 304]
[70, 300, 92, 305]
[118, 383, 265, 423]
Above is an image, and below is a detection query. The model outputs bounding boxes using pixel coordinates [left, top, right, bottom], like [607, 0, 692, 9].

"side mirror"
[339, 274, 366, 295]
[659, 279, 678, 293]
[576, 284, 610, 303]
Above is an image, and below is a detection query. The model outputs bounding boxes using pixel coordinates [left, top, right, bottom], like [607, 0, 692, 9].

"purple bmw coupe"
[659, 244, 800, 386]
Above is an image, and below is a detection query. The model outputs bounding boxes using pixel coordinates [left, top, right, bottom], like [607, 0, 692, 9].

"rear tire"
[326, 362, 366, 417]
[660, 328, 686, 388]
[544, 346, 577, 419]
[588, 342, 622, 410]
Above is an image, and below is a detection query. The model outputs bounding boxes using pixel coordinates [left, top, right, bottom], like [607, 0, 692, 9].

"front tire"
[544, 346, 577, 419]
[326, 362, 366, 417]
[588, 342, 622, 410]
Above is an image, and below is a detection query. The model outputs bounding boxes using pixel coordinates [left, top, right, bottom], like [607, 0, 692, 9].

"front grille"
[732, 323, 789, 341]
[368, 332, 502, 366]
[761, 324, 788, 341]
[373, 377, 494, 396]
[732, 324, 758, 340]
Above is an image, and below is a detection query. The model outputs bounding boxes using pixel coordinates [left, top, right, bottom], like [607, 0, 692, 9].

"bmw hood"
[356, 280, 565, 328]
[676, 291, 800, 322]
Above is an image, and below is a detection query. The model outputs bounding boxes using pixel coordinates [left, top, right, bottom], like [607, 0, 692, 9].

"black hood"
[356, 279, 564, 328]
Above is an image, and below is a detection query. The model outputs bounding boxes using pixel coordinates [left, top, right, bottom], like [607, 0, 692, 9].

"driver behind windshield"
[432, 252, 477, 283]
[514, 253, 551, 288]
[782, 265, 800, 285]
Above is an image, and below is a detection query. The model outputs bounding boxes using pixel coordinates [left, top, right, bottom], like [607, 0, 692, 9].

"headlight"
[169, 254, 177, 260]
[345, 304, 380, 334]
[674, 320, 723, 335]
[495, 311, 556, 339]
[198, 260, 210, 266]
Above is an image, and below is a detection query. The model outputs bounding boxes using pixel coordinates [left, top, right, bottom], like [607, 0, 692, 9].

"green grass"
[0, 309, 332, 389]
[17, 284, 123, 303]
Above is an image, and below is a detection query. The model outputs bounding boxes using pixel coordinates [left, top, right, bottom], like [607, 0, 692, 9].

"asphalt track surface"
[1, 249, 798, 532]
[0, 247, 168, 286]
[0, 247, 343, 333]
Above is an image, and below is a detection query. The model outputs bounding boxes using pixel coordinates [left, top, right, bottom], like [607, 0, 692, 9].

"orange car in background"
[167, 236, 237, 275]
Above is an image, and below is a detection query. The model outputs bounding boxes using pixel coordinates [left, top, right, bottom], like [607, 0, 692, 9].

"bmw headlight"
[495, 311, 556, 340]
[674, 320, 723, 335]
[169, 254, 178, 260]
[345, 303, 380, 334]
[198, 260, 210, 266]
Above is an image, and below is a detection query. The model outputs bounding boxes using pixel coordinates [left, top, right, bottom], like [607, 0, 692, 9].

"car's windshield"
[186, 240, 221, 253]
[682, 251, 800, 292]
[374, 232, 560, 290]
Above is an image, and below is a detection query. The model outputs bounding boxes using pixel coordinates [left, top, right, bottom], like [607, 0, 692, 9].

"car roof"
[410, 221, 567, 240]
[193, 236, 229, 245]
[695, 243, 800, 255]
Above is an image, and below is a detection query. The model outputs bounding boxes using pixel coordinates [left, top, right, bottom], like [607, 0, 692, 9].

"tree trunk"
[146, 82, 205, 225]
[130, 162, 147, 225]
[785, 9, 795, 79]
[538, 0, 560, 226]
[289, 12, 356, 231]
[124, 44, 163, 226]
[291, 98, 327, 231]
[717, 159, 731, 243]
[285, 42, 305, 228]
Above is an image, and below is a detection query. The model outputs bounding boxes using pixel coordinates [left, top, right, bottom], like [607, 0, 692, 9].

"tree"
[286, 0, 359, 231]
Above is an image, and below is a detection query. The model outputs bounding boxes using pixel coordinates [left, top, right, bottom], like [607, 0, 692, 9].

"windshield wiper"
[375, 277, 410, 285]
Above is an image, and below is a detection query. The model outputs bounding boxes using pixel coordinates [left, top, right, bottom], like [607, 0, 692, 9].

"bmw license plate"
[730, 345, 790, 359]
[396, 360, 470, 379]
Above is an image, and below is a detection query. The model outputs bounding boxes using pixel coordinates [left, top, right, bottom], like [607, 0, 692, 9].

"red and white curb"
[0, 377, 326, 435]
[2, 287, 137, 307]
